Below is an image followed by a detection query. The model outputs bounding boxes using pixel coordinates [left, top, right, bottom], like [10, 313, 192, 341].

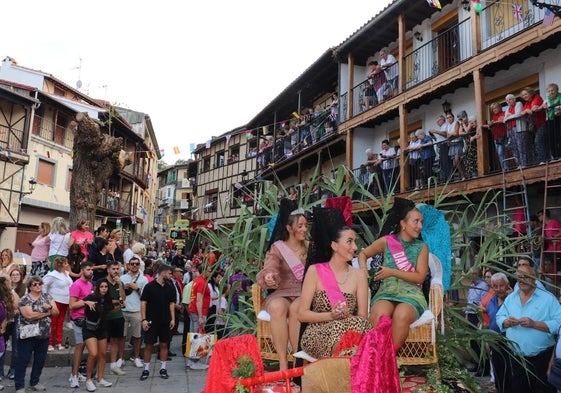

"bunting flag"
[102, 216, 108, 224]
[262, 126, 267, 135]
[173, 146, 180, 155]
[205, 140, 211, 148]
[225, 134, 231, 145]
[543, 8, 555, 26]
[512, 4, 523, 22]
[245, 130, 252, 140]
[426, 0, 441, 9]
[281, 122, 286, 128]
[166, 215, 171, 225]
[116, 218, 122, 228]
[131, 216, 137, 224]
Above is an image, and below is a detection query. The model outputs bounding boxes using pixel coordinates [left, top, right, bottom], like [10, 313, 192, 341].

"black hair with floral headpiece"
[379, 197, 417, 236]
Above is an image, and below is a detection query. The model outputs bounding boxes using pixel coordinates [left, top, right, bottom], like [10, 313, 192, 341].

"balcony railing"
[32, 115, 74, 149]
[481, 1, 548, 50]
[256, 109, 336, 173]
[98, 189, 131, 213]
[404, 17, 472, 91]
[0, 123, 25, 152]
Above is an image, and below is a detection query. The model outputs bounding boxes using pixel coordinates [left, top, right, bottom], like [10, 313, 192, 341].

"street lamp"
[22, 178, 37, 196]
[442, 100, 452, 115]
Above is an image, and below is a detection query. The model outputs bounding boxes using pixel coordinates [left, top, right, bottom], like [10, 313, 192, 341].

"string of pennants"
[97, 206, 148, 226]
[427, 0, 556, 24]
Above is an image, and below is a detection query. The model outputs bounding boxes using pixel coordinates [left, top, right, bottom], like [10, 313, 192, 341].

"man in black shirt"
[139, 264, 175, 380]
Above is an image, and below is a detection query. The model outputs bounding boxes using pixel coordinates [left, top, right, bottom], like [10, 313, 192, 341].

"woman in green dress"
[357, 198, 429, 352]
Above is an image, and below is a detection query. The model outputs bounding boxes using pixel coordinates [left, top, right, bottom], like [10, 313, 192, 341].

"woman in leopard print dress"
[298, 206, 371, 359]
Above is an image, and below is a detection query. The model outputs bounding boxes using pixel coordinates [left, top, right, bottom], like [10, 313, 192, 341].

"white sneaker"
[69, 374, 79, 388]
[134, 358, 144, 368]
[110, 366, 126, 376]
[116, 358, 123, 368]
[97, 378, 112, 387]
[86, 379, 96, 392]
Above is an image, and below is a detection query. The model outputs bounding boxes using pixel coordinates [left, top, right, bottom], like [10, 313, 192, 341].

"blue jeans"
[494, 140, 506, 171]
[15, 336, 48, 390]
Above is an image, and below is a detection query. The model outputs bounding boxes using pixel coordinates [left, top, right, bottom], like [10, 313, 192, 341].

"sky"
[3, 0, 393, 163]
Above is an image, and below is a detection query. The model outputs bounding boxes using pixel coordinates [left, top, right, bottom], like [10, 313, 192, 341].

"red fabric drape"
[324, 196, 353, 227]
[202, 334, 264, 393]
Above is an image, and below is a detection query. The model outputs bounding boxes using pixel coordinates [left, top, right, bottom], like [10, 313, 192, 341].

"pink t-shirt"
[71, 230, 94, 257]
[69, 278, 93, 320]
[31, 235, 49, 262]
[545, 219, 561, 251]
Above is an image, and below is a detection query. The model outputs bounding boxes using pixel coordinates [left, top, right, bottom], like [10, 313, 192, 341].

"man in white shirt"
[428, 114, 452, 183]
[379, 139, 399, 193]
[380, 49, 398, 95]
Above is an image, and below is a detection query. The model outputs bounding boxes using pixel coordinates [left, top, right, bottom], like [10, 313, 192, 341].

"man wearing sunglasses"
[121, 257, 148, 368]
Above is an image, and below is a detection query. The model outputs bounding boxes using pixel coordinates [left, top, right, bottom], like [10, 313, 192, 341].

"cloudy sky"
[3, 0, 392, 163]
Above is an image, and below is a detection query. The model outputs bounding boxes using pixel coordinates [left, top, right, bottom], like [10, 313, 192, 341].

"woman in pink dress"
[69, 220, 94, 259]
[30, 222, 51, 278]
[256, 199, 308, 370]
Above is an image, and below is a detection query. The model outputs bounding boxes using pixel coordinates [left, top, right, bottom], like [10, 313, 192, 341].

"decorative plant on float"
[201, 164, 534, 393]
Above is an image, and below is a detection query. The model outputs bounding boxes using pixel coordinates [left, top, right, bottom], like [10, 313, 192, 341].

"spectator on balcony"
[403, 131, 422, 190]
[324, 120, 334, 137]
[416, 129, 436, 188]
[361, 78, 375, 112]
[448, 111, 467, 181]
[288, 186, 298, 202]
[380, 49, 398, 95]
[364, 148, 378, 166]
[428, 114, 451, 183]
[327, 93, 339, 125]
[367, 61, 388, 104]
[357, 164, 370, 189]
[379, 139, 399, 194]
[503, 93, 526, 167]
[484, 102, 508, 171]
[367, 163, 382, 197]
[459, 115, 481, 179]
[542, 83, 561, 159]
[521, 87, 548, 164]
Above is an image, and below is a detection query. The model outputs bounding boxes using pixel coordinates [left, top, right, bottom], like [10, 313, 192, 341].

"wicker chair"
[252, 283, 295, 363]
[396, 254, 444, 366]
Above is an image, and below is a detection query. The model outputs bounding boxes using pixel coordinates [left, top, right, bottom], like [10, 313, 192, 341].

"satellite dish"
[76, 80, 82, 89]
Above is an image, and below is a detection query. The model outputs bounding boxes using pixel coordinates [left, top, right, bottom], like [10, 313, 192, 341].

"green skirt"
[371, 277, 427, 318]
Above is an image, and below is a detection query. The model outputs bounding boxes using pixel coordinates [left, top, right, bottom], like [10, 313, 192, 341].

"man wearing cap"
[496, 264, 561, 393]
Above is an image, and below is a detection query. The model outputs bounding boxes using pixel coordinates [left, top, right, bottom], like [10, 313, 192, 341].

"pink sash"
[274, 240, 305, 281]
[315, 263, 347, 307]
[385, 235, 421, 288]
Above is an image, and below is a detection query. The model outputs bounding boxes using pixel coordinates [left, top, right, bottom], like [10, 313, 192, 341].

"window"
[37, 159, 55, 187]
[205, 191, 218, 213]
[203, 157, 211, 172]
[216, 151, 225, 167]
[66, 168, 73, 191]
[228, 146, 240, 164]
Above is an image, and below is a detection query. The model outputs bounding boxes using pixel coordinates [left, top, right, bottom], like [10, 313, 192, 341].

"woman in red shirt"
[520, 86, 548, 164]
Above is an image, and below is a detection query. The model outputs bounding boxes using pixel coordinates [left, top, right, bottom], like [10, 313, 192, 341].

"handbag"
[368, 253, 384, 296]
[85, 318, 100, 331]
[548, 358, 561, 390]
[19, 322, 40, 339]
